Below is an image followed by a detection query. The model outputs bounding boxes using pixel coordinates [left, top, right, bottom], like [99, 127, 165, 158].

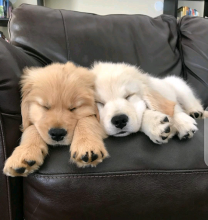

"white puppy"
[91, 62, 207, 144]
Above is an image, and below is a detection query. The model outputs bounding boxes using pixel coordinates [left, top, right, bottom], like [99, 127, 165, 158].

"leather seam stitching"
[59, 9, 71, 61]
[0, 114, 12, 220]
[33, 172, 208, 179]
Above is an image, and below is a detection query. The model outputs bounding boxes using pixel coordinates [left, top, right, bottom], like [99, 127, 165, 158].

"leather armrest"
[0, 38, 43, 114]
[0, 38, 42, 220]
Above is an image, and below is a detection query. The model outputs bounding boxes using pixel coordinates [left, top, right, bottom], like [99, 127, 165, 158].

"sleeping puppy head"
[91, 62, 147, 137]
[21, 62, 96, 146]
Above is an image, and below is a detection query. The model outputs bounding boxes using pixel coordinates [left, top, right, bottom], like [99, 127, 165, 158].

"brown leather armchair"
[1, 4, 208, 220]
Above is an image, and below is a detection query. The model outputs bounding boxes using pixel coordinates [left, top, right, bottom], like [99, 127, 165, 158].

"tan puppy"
[3, 62, 108, 177]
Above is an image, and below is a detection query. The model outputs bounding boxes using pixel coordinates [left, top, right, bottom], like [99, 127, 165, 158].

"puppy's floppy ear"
[143, 88, 176, 117]
[20, 67, 36, 131]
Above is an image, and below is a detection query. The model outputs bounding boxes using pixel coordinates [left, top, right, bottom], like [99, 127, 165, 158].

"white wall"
[12, 0, 37, 8]
[45, 0, 164, 17]
[0, 27, 8, 38]
[178, 1, 204, 17]
[0, 0, 204, 40]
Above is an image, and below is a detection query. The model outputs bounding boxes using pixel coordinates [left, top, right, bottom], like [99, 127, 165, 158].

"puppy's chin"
[48, 144, 69, 148]
[104, 121, 141, 137]
[41, 136, 72, 147]
[114, 131, 131, 137]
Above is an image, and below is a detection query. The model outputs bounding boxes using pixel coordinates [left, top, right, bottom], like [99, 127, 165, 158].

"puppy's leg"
[165, 77, 205, 119]
[173, 104, 198, 140]
[143, 82, 198, 141]
[70, 115, 109, 168]
[141, 109, 176, 144]
[3, 125, 48, 177]
[164, 78, 203, 138]
[142, 88, 176, 144]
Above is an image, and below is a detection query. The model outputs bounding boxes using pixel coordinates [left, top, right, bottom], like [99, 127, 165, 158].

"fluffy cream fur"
[91, 62, 208, 144]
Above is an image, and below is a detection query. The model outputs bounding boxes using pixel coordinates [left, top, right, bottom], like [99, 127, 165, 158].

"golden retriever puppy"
[91, 62, 208, 144]
[3, 62, 108, 177]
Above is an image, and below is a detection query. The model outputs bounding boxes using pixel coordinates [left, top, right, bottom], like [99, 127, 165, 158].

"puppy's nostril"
[48, 128, 67, 142]
[111, 114, 129, 129]
[115, 121, 119, 126]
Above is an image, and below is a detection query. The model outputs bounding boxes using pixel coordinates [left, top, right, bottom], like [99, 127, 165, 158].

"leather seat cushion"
[24, 120, 208, 219]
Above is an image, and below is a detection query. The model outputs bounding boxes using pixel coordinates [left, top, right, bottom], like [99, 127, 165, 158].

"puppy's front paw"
[187, 105, 204, 119]
[174, 112, 198, 140]
[189, 110, 208, 119]
[70, 139, 109, 168]
[3, 145, 47, 177]
[189, 111, 203, 119]
[143, 111, 175, 144]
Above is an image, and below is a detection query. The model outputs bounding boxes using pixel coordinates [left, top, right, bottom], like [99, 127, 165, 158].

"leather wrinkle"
[13, 43, 50, 66]
[177, 18, 187, 79]
[161, 16, 175, 53]
[59, 10, 71, 61]
[1, 113, 21, 117]
[0, 114, 12, 220]
[184, 63, 208, 89]
[184, 40, 208, 60]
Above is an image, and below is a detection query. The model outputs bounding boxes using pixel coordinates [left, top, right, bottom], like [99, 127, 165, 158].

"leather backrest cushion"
[178, 16, 208, 106]
[10, 4, 182, 77]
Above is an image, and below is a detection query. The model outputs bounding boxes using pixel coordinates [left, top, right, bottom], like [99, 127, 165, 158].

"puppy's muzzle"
[111, 114, 129, 129]
[48, 128, 67, 141]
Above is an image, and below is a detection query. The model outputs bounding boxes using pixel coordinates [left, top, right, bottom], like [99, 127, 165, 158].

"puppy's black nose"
[111, 114, 129, 129]
[48, 128, 67, 141]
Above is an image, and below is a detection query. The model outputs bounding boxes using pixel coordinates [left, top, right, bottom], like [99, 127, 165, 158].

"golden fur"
[3, 62, 108, 177]
[143, 88, 176, 117]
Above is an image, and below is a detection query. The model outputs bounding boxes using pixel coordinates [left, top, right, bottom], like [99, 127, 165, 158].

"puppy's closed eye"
[96, 101, 104, 107]
[35, 98, 51, 110]
[41, 105, 50, 110]
[69, 107, 77, 112]
[125, 94, 135, 100]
